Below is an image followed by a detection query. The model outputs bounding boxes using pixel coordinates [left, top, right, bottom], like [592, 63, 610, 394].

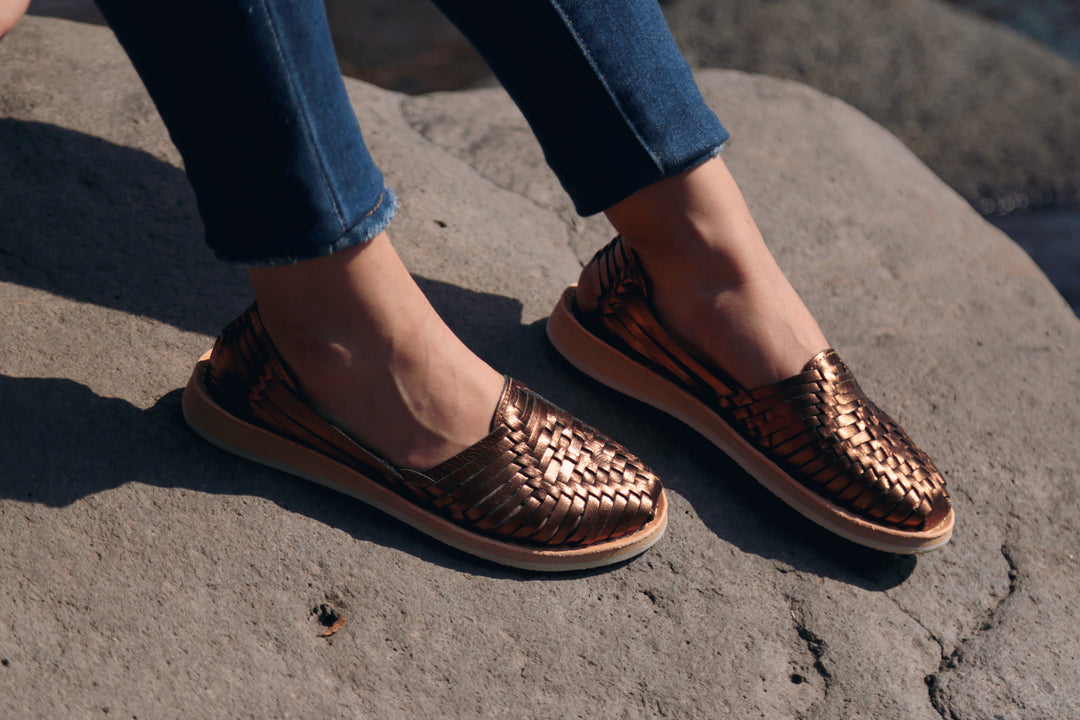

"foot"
[604, 156, 828, 389]
[247, 232, 505, 470]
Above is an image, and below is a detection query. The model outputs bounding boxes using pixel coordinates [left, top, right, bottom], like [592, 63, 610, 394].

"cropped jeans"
[93, 0, 729, 265]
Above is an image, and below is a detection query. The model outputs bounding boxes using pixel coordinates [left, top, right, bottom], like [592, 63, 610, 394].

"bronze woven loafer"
[547, 237, 952, 554]
[182, 305, 666, 571]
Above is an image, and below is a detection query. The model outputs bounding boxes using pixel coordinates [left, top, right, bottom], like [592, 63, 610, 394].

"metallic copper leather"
[572, 237, 950, 531]
[205, 305, 662, 547]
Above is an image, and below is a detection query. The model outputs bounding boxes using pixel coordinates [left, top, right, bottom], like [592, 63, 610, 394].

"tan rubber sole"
[547, 287, 953, 554]
[181, 352, 667, 571]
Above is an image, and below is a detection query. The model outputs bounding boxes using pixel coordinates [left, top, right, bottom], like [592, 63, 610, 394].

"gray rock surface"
[660, 0, 1080, 214]
[2, 16, 1079, 719]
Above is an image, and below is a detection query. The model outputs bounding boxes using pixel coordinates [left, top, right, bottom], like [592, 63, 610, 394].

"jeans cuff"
[224, 187, 398, 267]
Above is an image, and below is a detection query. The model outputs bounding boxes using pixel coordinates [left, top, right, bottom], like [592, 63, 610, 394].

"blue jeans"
[94, 0, 729, 265]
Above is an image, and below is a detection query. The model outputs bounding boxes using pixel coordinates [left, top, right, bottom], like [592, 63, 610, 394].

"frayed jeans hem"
[218, 187, 398, 267]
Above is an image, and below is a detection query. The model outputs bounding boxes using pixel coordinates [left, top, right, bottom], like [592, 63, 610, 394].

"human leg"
[605, 156, 829, 389]
[93, 0, 502, 468]
[246, 232, 504, 470]
[436, 0, 952, 550]
[94, 0, 667, 568]
[432, 0, 815, 384]
[94, 0, 393, 264]
[432, 0, 729, 216]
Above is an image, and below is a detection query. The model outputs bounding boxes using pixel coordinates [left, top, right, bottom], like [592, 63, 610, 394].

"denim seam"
[546, 0, 664, 175]
[258, 0, 348, 233]
[361, 188, 386, 219]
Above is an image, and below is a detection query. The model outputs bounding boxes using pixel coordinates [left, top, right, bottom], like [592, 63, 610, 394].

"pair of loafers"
[182, 237, 953, 570]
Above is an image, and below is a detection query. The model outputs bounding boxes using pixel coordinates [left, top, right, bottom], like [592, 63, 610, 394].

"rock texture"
[2, 17, 1079, 719]
[660, 0, 1080, 213]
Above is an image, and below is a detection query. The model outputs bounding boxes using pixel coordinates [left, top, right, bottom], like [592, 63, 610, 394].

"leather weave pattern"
[206, 306, 661, 547]
[574, 237, 950, 530]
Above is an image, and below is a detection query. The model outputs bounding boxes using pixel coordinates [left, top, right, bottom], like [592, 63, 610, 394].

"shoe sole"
[182, 352, 667, 571]
[547, 287, 953, 554]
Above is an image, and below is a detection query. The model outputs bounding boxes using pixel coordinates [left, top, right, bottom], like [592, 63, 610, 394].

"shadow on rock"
[0, 363, 914, 588]
[0, 374, 521, 577]
[0, 120, 913, 589]
[0, 118, 250, 336]
[0, 119, 541, 348]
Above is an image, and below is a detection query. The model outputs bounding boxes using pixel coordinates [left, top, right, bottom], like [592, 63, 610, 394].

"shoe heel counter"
[575, 235, 640, 315]
[574, 247, 606, 315]
[205, 305, 270, 420]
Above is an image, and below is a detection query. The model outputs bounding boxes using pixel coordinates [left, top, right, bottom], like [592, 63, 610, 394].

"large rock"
[660, 0, 1080, 213]
[2, 17, 1079, 719]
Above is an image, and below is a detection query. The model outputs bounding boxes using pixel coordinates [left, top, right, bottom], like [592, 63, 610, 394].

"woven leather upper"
[572, 237, 950, 530]
[205, 306, 662, 547]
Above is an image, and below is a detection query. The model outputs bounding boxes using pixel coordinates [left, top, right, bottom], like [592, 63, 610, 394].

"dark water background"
[22, 0, 1080, 314]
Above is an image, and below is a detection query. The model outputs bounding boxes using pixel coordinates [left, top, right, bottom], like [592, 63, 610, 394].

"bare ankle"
[600, 156, 829, 387]
[244, 232, 504, 469]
